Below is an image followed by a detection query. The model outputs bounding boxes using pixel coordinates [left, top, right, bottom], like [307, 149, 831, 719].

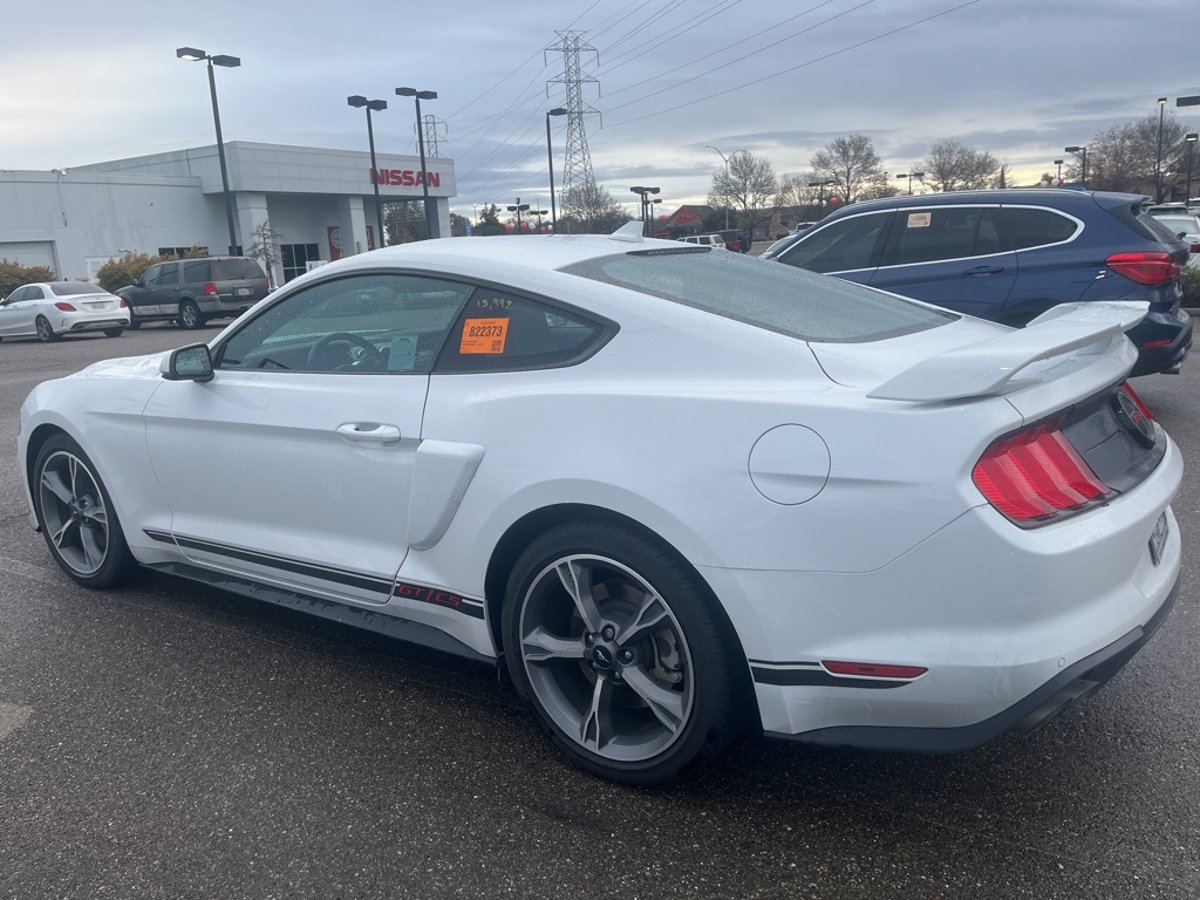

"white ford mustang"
[17, 226, 1183, 783]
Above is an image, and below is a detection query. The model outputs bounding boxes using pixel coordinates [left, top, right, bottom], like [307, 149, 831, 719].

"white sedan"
[0, 281, 130, 341]
[17, 225, 1183, 784]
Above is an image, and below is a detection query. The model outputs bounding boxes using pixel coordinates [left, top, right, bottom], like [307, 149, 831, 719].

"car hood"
[71, 351, 168, 380]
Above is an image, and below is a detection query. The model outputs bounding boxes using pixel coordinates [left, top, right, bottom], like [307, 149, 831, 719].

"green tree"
[810, 134, 885, 204]
[0, 259, 56, 298]
[450, 212, 470, 236]
[1082, 112, 1192, 200]
[473, 203, 507, 236]
[94, 253, 172, 294]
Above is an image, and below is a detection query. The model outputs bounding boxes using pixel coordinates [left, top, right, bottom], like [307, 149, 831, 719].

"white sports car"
[1, 281, 130, 341]
[17, 225, 1183, 784]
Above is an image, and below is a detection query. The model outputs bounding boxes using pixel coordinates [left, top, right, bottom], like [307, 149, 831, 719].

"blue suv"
[765, 190, 1194, 375]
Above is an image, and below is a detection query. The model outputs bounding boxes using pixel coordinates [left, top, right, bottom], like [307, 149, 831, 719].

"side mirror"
[1178, 231, 1189, 240]
[161, 343, 213, 382]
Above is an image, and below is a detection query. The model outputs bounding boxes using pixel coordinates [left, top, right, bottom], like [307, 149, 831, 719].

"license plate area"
[1149, 511, 1169, 565]
[236, 287, 251, 297]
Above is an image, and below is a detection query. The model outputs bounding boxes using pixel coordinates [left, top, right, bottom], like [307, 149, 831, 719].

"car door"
[124, 263, 170, 318]
[868, 205, 1017, 319]
[999, 205, 1091, 324]
[0, 286, 32, 335]
[141, 271, 475, 605]
[774, 211, 893, 285]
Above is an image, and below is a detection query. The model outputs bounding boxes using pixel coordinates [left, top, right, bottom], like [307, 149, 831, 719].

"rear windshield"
[1151, 215, 1199, 236]
[562, 248, 956, 343]
[50, 282, 106, 296]
[1115, 202, 1186, 244]
[212, 259, 266, 281]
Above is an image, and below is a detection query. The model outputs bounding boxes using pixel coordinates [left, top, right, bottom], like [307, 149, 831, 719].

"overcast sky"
[4, 0, 1198, 217]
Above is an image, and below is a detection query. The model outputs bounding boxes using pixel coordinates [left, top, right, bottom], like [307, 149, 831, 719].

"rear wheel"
[502, 521, 742, 785]
[35, 316, 60, 342]
[178, 300, 204, 329]
[32, 434, 137, 588]
[103, 328, 124, 338]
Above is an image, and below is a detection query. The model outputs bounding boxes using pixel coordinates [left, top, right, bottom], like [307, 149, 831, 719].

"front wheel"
[502, 521, 743, 784]
[103, 328, 124, 338]
[35, 316, 60, 342]
[178, 300, 204, 329]
[32, 434, 137, 588]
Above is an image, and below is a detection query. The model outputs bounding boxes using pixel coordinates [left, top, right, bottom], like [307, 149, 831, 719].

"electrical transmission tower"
[417, 114, 448, 158]
[546, 30, 600, 201]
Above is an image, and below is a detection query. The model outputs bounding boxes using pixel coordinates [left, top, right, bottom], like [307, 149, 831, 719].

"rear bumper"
[56, 311, 130, 332]
[1128, 305, 1192, 375]
[769, 574, 1179, 752]
[196, 297, 255, 317]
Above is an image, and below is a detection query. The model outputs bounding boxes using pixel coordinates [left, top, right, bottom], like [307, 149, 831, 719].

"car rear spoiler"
[867, 302, 1148, 402]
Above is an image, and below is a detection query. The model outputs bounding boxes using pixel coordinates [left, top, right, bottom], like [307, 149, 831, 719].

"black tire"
[502, 520, 743, 785]
[35, 316, 60, 342]
[103, 328, 124, 338]
[31, 433, 138, 588]
[178, 299, 204, 329]
[126, 315, 141, 330]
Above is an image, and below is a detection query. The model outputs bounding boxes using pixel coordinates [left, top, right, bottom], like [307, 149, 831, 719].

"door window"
[7, 287, 30, 303]
[27, 286, 45, 300]
[216, 273, 473, 374]
[435, 290, 610, 372]
[880, 207, 1005, 267]
[182, 260, 210, 283]
[142, 264, 171, 286]
[778, 213, 891, 273]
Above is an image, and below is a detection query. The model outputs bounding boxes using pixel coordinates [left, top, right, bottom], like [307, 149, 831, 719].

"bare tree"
[247, 219, 284, 287]
[810, 134, 884, 204]
[922, 139, 998, 192]
[561, 183, 631, 234]
[708, 150, 779, 239]
[1082, 113, 1191, 199]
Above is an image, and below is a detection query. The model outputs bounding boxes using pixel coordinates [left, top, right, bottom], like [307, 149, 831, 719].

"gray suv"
[118, 257, 270, 329]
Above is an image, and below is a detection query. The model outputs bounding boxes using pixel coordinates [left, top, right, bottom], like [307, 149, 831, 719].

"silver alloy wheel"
[37, 450, 110, 576]
[36, 317, 54, 341]
[179, 302, 200, 329]
[519, 554, 695, 762]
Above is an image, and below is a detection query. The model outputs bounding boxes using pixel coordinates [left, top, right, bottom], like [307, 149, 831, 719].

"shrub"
[0, 259, 56, 299]
[94, 253, 172, 295]
[1180, 267, 1200, 309]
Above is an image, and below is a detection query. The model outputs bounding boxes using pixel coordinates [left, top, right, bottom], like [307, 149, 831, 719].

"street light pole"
[1065, 146, 1088, 188]
[629, 186, 659, 235]
[1054, 159, 1064, 185]
[177, 47, 241, 256]
[546, 107, 567, 229]
[396, 87, 439, 239]
[705, 145, 731, 229]
[506, 197, 530, 231]
[1186, 134, 1198, 203]
[348, 95, 388, 249]
[1156, 97, 1169, 202]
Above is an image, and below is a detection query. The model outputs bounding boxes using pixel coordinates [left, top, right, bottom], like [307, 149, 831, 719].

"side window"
[9, 287, 30, 302]
[158, 264, 179, 285]
[779, 213, 891, 274]
[1002, 207, 1079, 250]
[216, 273, 472, 374]
[880, 207, 1003, 267]
[183, 260, 210, 283]
[436, 290, 609, 372]
[142, 264, 164, 286]
[27, 286, 45, 300]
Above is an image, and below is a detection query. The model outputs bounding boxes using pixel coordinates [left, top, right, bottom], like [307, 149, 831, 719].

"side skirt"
[147, 561, 496, 667]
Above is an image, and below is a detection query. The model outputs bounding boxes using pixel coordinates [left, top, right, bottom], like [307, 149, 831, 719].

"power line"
[596, 0, 737, 73]
[605, 0, 985, 129]
[586, 0, 651, 42]
[605, 0, 876, 115]
[599, 0, 688, 57]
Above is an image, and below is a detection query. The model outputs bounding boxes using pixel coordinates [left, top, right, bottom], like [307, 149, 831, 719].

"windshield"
[1152, 215, 1200, 236]
[212, 259, 267, 280]
[562, 248, 956, 343]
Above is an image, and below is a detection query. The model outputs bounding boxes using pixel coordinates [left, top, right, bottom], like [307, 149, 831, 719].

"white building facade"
[0, 141, 456, 286]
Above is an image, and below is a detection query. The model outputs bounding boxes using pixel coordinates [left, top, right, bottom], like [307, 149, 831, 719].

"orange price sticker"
[460, 317, 510, 354]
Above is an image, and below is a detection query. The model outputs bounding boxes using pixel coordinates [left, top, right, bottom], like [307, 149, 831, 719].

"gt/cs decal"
[393, 581, 485, 619]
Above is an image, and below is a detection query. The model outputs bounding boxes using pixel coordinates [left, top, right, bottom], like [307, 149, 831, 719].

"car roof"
[827, 189, 1150, 218]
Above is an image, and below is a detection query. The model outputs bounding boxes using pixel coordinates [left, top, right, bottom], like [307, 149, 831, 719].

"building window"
[281, 243, 321, 283]
[157, 246, 210, 258]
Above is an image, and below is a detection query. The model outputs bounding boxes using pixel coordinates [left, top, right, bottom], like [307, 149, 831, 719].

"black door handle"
[964, 265, 1004, 276]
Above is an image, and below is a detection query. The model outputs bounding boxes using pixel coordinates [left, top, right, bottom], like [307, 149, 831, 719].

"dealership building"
[0, 141, 457, 286]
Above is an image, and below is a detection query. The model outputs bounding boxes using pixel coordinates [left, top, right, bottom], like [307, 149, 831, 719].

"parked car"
[19, 227, 1181, 784]
[117, 256, 270, 329]
[765, 190, 1194, 376]
[0, 281, 128, 342]
[715, 229, 750, 252]
[764, 231, 806, 257]
[1145, 211, 1200, 268]
[678, 233, 726, 249]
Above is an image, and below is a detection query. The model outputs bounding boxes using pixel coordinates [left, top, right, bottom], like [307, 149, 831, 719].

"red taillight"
[1190, 243, 1200, 253]
[1122, 382, 1154, 420]
[972, 421, 1111, 525]
[822, 661, 927, 679]
[203, 282, 218, 296]
[54, 301, 76, 311]
[1105, 251, 1181, 285]
[1142, 338, 1171, 349]
[118, 297, 128, 308]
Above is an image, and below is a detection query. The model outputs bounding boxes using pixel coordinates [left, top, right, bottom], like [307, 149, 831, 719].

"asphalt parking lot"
[1, 323, 1197, 899]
